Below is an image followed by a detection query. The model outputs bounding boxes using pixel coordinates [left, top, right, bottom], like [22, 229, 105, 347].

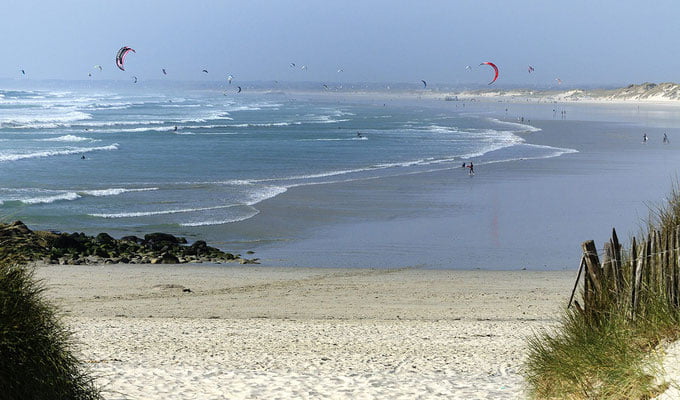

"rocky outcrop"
[0, 221, 258, 266]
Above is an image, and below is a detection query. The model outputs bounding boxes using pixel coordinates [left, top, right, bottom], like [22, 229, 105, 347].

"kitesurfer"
[480, 62, 499, 85]
[174, 126, 178, 132]
[116, 47, 135, 71]
[356, 132, 362, 138]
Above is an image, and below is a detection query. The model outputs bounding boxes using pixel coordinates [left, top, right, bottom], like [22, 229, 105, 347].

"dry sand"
[35, 264, 573, 399]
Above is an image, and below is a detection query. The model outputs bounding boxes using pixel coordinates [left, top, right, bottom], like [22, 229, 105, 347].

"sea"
[0, 82, 583, 266]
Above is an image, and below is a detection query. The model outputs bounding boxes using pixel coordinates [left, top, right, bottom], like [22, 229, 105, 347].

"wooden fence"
[568, 227, 680, 319]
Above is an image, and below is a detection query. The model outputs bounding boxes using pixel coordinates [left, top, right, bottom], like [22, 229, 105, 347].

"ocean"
[0, 85, 577, 245]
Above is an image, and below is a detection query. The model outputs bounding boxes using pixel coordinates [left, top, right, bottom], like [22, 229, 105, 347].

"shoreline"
[213, 99, 680, 269]
[37, 264, 574, 399]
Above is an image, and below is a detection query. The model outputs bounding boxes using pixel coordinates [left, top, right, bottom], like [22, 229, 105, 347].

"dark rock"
[94, 247, 109, 258]
[191, 240, 208, 250]
[182, 288, 192, 293]
[0, 221, 32, 236]
[95, 232, 115, 244]
[120, 235, 142, 244]
[160, 253, 179, 264]
[0, 221, 237, 266]
[53, 234, 85, 251]
[144, 232, 185, 245]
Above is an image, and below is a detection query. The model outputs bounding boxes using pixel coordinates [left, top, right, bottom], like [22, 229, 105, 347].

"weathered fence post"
[611, 228, 623, 292]
[568, 256, 585, 309]
[582, 240, 603, 313]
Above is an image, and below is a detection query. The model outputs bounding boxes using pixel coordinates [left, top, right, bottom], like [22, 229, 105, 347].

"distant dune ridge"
[452, 82, 680, 102]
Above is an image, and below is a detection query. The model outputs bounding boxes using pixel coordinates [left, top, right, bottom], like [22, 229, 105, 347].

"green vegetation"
[525, 187, 680, 399]
[0, 263, 101, 400]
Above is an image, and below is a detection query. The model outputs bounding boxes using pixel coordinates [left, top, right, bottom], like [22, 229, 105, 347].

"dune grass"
[525, 186, 680, 399]
[525, 301, 676, 399]
[0, 263, 101, 400]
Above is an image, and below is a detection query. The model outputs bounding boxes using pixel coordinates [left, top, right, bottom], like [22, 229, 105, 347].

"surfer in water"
[356, 131, 362, 138]
[174, 126, 178, 132]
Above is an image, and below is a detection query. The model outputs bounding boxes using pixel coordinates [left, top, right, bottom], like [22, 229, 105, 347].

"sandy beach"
[36, 264, 573, 399]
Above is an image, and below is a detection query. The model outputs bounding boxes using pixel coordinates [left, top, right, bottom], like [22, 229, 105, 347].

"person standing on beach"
[468, 162, 474, 175]
[664, 133, 669, 143]
[643, 133, 648, 143]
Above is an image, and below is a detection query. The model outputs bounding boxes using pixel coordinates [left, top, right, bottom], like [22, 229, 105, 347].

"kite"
[132, 76, 138, 83]
[115, 46, 135, 71]
[480, 62, 499, 85]
[202, 69, 209, 74]
[162, 68, 167, 75]
[237, 86, 242, 93]
[421, 79, 427, 88]
[301, 65, 307, 71]
[528, 65, 535, 73]
[94, 65, 103, 71]
[465, 65, 472, 71]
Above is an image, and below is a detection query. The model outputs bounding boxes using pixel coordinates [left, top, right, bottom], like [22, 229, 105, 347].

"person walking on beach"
[664, 133, 669, 144]
[468, 162, 474, 175]
[643, 133, 648, 143]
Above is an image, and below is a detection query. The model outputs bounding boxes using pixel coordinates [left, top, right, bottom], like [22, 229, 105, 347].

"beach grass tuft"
[0, 263, 102, 400]
[525, 185, 680, 399]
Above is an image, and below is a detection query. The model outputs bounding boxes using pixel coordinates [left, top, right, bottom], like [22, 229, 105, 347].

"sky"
[2, 0, 680, 87]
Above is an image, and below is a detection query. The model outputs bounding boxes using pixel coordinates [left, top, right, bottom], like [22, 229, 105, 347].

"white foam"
[82, 120, 167, 127]
[96, 126, 179, 133]
[488, 118, 542, 133]
[80, 187, 158, 197]
[160, 104, 202, 108]
[229, 122, 300, 128]
[305, 137, 368, 141]
[0, 144, 119, 162]
[245, 186, 288, 205]
[89, 204, 236, 218]
[0, 111, 93, 129]
[180, 209, 260, 226]
[21, 192, 80, 204]
[36, 135, 92, 142]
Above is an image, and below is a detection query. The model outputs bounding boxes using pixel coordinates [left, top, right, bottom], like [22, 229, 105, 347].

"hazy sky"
[2, 0, 679, 86]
